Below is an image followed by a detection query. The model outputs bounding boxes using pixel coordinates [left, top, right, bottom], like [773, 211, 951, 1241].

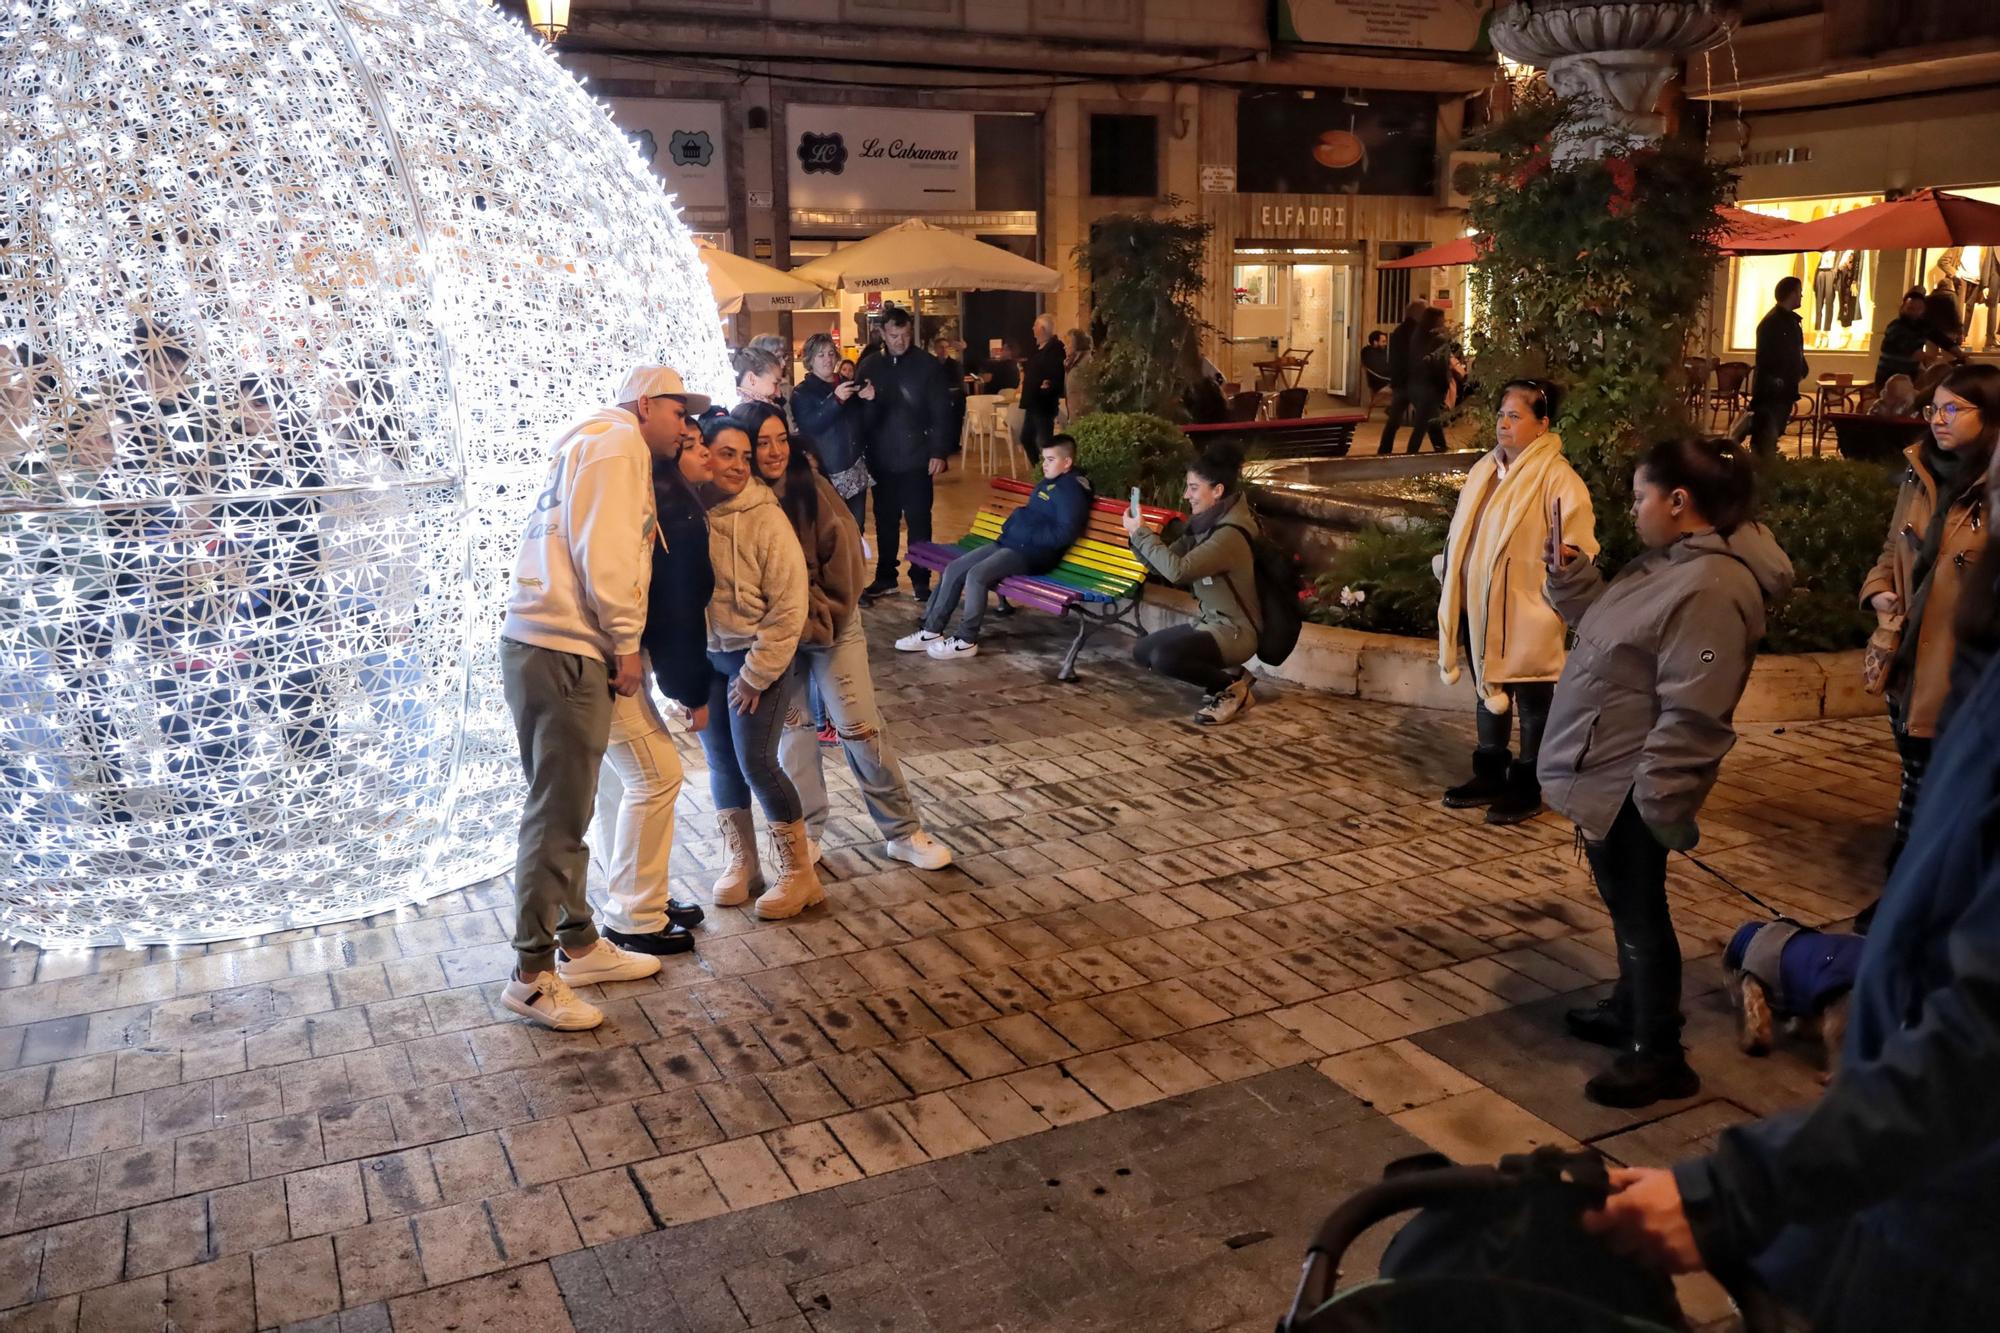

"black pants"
[1404, 392, 1449, 453]
[1585, 795, 1682, 1050]
[1375, 390, 1412, 453]
[841, 489, 867, 532]
[871, 467, 934, 591]
[1889, 726, 1933, 869]
[1474, 682, 1555, 764]
[1019, 407, 1056, 469]
[1744, 389, 1792, 456]
[1133, 624, 1235, 695]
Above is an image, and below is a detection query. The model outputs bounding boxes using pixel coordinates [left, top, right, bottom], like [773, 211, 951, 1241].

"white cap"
[616, 363, 711, 415]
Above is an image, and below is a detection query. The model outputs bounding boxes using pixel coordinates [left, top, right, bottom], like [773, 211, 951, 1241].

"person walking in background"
[589, 404, 715, 960]
[1738, 276, 1808, 456]
[1018, 315, 1066, 468]
[695, 415, 821, 920]
[858, 304, 954, 604]
[747, 333, 792, 408]
[897, 434, 1092, 661]
[1875, 287, 1936, 388]
[790, 331, 874, 530]
[1123, 441, 1262, 727]
[931, 330, 969, 461]
[1859, 364, 1996, 881]
[738, 402, 956, 875]
[1376, 300, 1427, 454]
[1361, 330, 1392, 402]
[1541, 435, 1793, 1107]
[1435, 380, 1597, 826]
[498, 364, 709, 1030]
[1402, 307, 1456, 454]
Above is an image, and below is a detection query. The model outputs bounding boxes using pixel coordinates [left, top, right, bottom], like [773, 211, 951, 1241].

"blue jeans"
[699, 649, 801, 822]
[921, 544, 1028, 643]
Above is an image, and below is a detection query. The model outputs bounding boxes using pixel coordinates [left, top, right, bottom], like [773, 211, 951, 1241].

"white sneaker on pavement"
[895, 629, 942, 652]
[555, 940, 662, 986]
[926, 636, 979, 660]
[501, 973, 603, 1030]
[885, 830, 954, 870]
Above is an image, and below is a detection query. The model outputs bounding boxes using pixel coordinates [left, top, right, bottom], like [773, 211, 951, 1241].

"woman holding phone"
[789, 332, 875, 529]
[1539, 435, 1793, 1108]
[1434, 380, 1597, 825]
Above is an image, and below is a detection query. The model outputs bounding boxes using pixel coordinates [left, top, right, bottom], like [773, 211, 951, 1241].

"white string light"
[0, 0, 733, 947]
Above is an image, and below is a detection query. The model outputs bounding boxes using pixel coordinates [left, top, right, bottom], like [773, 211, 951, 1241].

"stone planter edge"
[1136, 586, 1873, 723]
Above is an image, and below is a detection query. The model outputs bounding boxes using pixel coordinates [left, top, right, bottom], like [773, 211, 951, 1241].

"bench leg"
[1056, 611, 1093, 683]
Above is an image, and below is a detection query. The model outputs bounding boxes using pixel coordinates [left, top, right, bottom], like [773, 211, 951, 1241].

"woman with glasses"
[1861, 364, 1998, 877]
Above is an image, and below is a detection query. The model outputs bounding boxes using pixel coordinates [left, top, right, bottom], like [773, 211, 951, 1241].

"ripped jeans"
[778, 611, 920, 841]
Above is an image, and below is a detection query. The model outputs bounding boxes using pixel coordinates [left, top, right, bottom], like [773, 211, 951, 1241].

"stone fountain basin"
[1245, 449, 1476, 580]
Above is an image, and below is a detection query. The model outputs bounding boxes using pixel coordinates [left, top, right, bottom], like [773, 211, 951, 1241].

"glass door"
[1326, 266, 1352, 397]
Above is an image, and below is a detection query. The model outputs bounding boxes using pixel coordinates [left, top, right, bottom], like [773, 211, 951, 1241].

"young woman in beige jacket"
[1434, 381, 1597, 824]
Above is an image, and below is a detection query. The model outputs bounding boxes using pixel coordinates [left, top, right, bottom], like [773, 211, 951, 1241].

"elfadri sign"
[787, 106, 975, 213]
[1274, 0, 1493, 52]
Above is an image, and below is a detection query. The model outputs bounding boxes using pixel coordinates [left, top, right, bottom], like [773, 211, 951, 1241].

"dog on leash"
[1723, 921, 1866, 1082]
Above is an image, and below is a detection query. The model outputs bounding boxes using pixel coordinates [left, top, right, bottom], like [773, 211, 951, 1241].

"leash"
[1678, 850, 1786, 921]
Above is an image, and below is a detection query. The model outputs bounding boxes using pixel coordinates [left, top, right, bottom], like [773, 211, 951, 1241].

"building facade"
[546, 0, 1498, 402]
[1694, 0, 2000, 381]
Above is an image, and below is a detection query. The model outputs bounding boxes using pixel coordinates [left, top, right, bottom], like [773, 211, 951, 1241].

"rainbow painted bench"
[905, 477, 1177, 681]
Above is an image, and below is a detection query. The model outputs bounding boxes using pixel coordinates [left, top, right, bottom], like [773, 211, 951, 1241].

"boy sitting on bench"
[896, 435, 1093, 660]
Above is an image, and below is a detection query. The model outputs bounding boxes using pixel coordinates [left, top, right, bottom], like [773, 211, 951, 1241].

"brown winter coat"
[1860, 441, 1991, 739]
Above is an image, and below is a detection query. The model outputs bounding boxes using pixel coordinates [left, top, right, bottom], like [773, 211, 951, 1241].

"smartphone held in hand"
[1128, 486, 1141, 521]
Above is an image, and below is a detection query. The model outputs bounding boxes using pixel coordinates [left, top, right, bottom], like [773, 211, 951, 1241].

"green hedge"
[1067, 411, 1188, 508]
[1302, 456, 1897, 654]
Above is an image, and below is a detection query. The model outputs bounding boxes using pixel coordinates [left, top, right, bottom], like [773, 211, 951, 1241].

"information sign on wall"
[1275, 0, 1493, 53]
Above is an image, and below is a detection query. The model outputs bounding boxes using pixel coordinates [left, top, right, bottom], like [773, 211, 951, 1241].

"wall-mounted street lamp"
[524, 0, 570, 43]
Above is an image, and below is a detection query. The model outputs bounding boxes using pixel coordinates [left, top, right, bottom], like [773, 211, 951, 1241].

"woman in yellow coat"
[1434, 380, 1598, 823]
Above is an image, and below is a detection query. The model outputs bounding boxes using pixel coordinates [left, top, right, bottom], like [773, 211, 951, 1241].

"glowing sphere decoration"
[0, 0, 733, 946]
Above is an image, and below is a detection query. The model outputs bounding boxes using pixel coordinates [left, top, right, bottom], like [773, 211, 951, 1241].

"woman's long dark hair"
[731, 401, 818, 535]
[1937, 363, 2000, 478]
[653, 418, 707, 525]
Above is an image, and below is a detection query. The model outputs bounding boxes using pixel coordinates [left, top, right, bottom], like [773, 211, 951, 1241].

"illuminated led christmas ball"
[0, 0, 732, 946]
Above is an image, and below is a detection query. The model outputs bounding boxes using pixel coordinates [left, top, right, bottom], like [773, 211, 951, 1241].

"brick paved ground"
[0, 485, 1894, 1330]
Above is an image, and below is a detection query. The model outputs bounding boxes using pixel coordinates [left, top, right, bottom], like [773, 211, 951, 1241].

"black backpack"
[1220, 518, 1304, 666]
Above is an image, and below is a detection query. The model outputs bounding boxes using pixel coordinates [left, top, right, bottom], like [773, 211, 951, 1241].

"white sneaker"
[555, 940, 662, 986]
[501, 973, 603, 1031]
[895, 629, 943, 653]
[926, 636, 979, 660]
[1195, 674, 1252, 726]
[885, 830, 954, 870]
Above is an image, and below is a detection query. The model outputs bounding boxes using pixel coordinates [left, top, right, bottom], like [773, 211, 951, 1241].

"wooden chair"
[1681, 356, 1712, 413]
[1276, 347, 1314, 388]
[1812, 372, 1859, 455]
[1272, 387, 1309, 420]
[1709, 361, 1752, 430]
[1226, 391, 1263, 423]
[904, 478, 1172, 682]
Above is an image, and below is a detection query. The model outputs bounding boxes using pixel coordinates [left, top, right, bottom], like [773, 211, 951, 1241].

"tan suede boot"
[754, 819, 826, 920]
[711, 808, 762, 907]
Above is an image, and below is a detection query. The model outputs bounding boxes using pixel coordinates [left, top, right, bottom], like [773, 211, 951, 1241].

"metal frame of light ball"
[0, 0, 733, 949]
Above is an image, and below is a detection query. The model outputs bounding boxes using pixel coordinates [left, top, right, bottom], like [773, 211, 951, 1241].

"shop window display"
[1917, 185, 2000, 354]
[1727, 195, 1881, 354]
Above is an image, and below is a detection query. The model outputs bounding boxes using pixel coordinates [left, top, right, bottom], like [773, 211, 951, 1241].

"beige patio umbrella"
[697, 238, 824, 314]
[790, 218, 1061, 293]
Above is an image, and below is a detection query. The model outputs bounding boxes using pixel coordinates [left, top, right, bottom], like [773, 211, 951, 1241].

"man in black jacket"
[857, 305, 955, 601]
[1737, 276, 1808, 456]
[1018, 314, 1066, 469]
[1376, 300, 1428, 454]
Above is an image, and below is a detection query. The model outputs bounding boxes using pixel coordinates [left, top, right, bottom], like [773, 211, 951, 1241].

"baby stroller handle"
[1278, 1165, 1515, 1332]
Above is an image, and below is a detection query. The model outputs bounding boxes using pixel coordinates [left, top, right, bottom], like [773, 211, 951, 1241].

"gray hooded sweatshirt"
[1537, 524, 1796, 843]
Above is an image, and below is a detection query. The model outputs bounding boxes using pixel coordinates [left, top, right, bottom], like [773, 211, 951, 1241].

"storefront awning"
[790, 218, 1060, 293]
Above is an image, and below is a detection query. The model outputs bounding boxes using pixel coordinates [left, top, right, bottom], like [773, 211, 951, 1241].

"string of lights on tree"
[0, 0, 733, 947]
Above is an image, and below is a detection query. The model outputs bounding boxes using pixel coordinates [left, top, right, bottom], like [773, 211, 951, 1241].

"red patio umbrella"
[1380, 207, 1814, 270]
[1725, 189, 2000, 254]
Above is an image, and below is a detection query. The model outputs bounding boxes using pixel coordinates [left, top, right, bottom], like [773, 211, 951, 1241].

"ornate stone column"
[1491, 1, 1737, 160]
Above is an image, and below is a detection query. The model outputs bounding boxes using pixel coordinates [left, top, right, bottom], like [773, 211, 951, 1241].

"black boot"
[1485, 761, 1544, 826]
[861, 575, 898, 602]
[1564, 997, 1630, 1049]
[1443, 747, 1510, 809]
[665, 898, 706, 930]
[1585, 1044, 1700, 1109]
[603, 924, 697, 957]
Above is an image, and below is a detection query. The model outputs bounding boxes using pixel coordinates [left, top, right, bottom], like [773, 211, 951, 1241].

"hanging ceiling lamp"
[524, 0, 570, 43]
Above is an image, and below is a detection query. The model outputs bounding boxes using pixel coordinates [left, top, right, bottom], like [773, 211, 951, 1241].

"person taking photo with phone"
[790, 331, 875, 530]
[1539, 435, 1793, 1108]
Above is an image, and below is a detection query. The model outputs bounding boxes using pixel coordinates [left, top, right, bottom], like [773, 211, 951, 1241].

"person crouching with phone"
[1123, 441, 1262, 726]
[1434, 380, 1597, 826]
[1540, 435, 1793, 1108]
[896, 434, 1092, 661]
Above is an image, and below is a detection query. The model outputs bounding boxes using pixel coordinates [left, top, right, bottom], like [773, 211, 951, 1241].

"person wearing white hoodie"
[696, 416, 821, 919]
[497, 364, 710, 1032]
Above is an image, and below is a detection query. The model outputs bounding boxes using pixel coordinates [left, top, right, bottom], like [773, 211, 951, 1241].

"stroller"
[1276, 1146, 1696, 1333]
